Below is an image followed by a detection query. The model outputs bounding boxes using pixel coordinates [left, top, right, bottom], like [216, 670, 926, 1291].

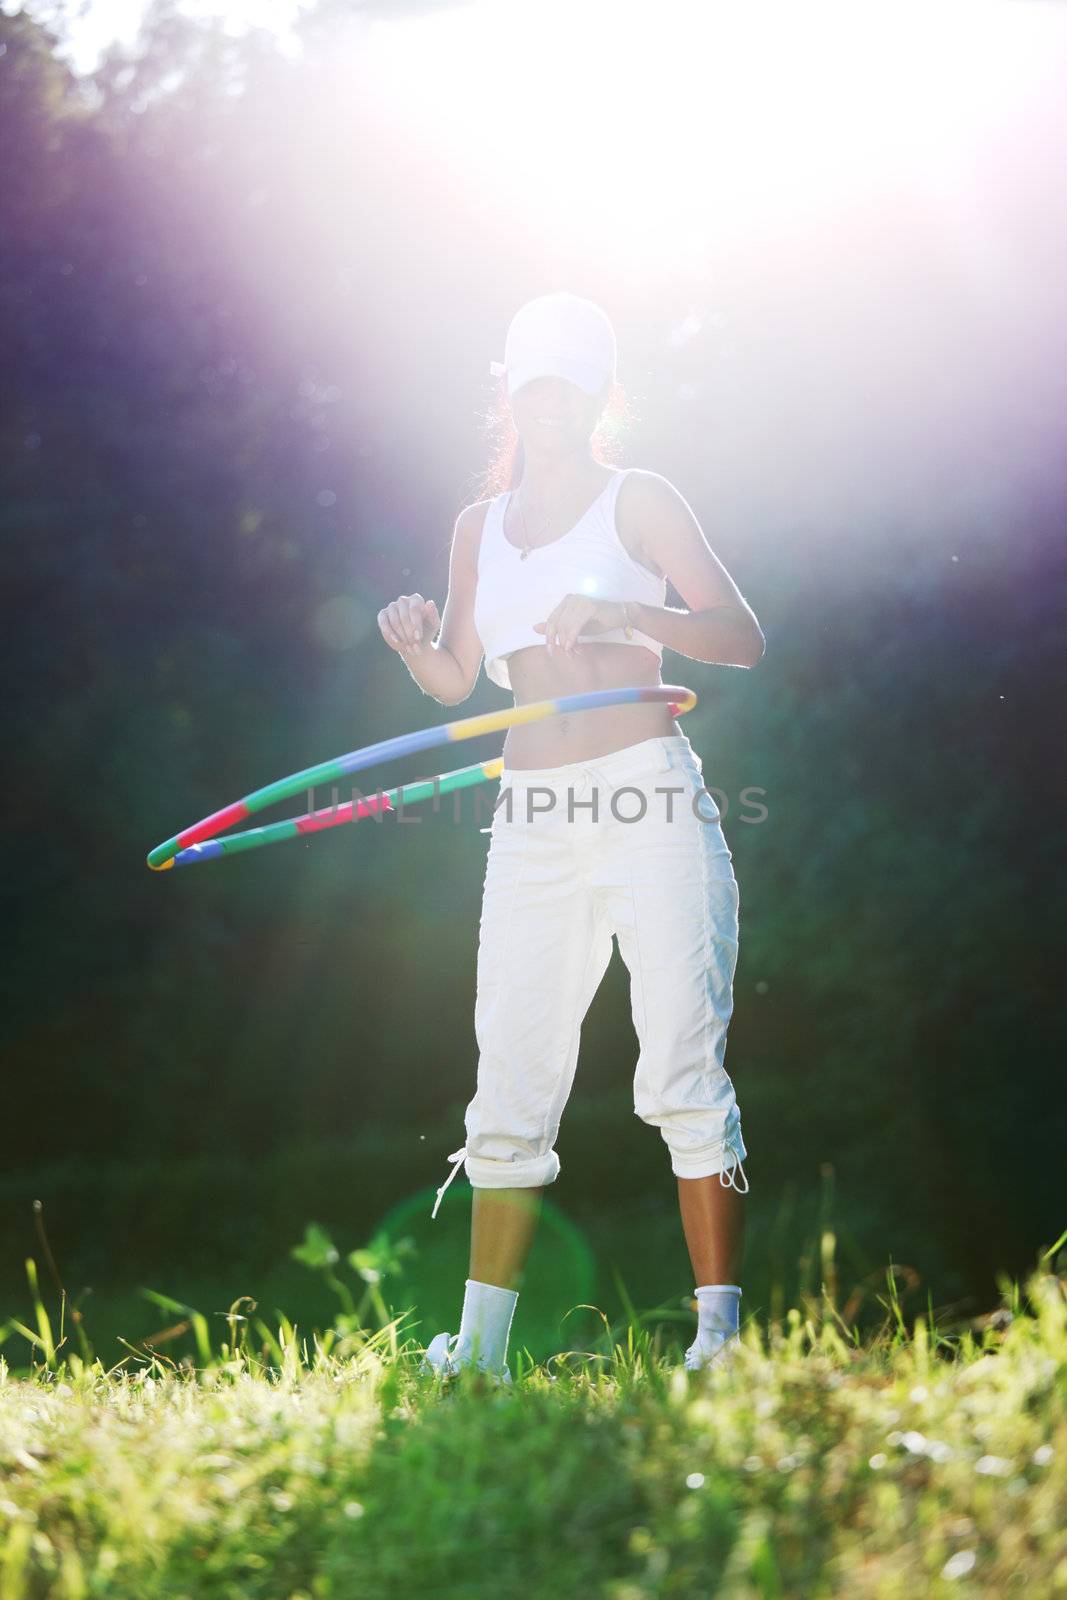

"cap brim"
[505, 355, 611, 399]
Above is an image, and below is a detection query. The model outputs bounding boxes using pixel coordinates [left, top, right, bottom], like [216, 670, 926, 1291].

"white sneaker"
[419, 1331, 513, 1386]
[682, 1331, 740, 1373]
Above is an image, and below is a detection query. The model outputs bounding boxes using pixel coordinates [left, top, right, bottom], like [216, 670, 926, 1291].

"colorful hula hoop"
[147, 684, 697, 872]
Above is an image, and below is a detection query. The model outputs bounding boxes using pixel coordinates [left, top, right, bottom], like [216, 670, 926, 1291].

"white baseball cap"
[489, 291, 617, 399]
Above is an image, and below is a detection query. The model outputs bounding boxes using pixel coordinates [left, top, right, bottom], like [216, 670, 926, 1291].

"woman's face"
[508, 373, 608, 457]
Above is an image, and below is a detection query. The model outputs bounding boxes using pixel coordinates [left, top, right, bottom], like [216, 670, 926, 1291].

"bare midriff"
[502, 639, 680, 769]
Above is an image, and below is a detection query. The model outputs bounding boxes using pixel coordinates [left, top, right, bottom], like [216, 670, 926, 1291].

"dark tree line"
[1, 4, 1063, 1310]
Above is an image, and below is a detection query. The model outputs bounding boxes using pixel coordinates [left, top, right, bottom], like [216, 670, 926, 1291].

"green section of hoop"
[175, 759, 504, 866]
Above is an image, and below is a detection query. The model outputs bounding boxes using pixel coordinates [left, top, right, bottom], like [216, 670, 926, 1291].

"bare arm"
[378, 502, 486, 706]
[432, 500, 487, 705]
[618, 471, 765, 669]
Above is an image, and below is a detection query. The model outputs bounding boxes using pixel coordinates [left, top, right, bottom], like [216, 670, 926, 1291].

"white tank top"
[473, 468, 668, 691]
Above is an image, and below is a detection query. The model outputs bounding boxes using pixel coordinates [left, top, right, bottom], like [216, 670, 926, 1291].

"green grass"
[1, 1222, 1064, 1598]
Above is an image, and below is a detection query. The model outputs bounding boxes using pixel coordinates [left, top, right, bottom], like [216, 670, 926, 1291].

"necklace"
[514, 485, 572, 560]
[515, 491, 550, 561]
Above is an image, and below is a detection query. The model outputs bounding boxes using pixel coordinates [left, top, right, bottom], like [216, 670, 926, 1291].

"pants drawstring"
[431, 1147, 467, 1219]
[718, 1142, 750, 1193]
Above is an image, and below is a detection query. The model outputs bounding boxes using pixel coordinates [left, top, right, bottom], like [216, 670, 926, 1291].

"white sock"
[694, 1284, 742, 1348]
[456, 1278, 519, 1372]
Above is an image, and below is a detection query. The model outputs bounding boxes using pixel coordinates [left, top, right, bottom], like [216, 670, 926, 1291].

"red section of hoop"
[179, 800, 251, 848]
[296, 794, 395, 834]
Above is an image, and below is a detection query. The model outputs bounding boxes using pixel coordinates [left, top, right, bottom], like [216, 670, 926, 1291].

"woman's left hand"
[533, 596, 625, 658]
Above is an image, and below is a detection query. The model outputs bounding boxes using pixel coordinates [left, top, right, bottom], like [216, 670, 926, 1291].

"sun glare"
[33, 0, 1065, 253]
[353, 0, 1062, 277]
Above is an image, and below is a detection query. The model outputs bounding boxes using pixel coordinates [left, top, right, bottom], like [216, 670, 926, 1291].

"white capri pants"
[431, 733, 749, 1217]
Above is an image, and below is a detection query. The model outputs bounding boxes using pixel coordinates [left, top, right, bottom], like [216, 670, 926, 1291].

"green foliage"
[287, 1220, 418, 1339]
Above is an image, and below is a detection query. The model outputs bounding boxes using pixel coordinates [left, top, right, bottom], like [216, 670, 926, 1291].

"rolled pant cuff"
[465, 1149, 561, 1190]
[670, 1139, 750, 1189]
[431, 1144, 562, 1216]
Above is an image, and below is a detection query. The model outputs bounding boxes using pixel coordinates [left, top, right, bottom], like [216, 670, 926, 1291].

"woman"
[377, 292, 765, 1383]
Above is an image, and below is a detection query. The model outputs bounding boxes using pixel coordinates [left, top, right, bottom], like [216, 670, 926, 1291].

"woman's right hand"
[378, 593, 441, 655]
